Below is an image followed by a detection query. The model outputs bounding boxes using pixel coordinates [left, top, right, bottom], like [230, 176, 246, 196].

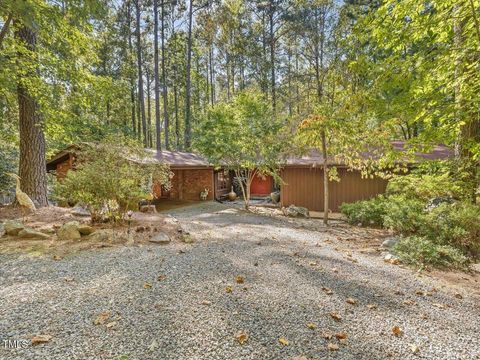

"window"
[217, 170, 228, 190]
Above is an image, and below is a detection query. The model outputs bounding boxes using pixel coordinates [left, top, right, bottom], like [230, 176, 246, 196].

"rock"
[17, 228, 50, 240]
[140, 205, 157, 213]
[78, 225, 94, 236]
[382, 236, 400, 249]
[149, 232, 171, 244]
[283, 205, 310, 218]
[71, 205, 90, 217]
[87, 229, 112, 242]
[57, 221, 81, 241]
[4, 220, 25, 236]
[0, 223, 4, 237]
[384, 253, 400, 265]
[472, 263, 480, 273]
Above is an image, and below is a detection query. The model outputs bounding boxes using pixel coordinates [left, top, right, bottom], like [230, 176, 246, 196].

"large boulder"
[0, 222, 4, 237]
[283, 205, 310, 218]
[17, 228, 50, 240]
[4, 220, 25, 236]
[57, 221, 81, 241]
[381, 236, 400, 249]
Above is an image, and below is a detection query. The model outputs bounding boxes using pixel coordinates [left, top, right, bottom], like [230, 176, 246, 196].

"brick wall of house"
[168, 169, 214, 201]
[56, 156, 73, 179]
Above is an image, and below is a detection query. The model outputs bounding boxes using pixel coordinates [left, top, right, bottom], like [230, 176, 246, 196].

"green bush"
[422, 202, 480, 257]
[393, 236, 469, 269]
[382, 195, 426, 234]
[54, 137, 171, 223]
[340, 196, 387, 226]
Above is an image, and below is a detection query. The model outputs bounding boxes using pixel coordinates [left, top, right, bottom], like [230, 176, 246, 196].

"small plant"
[393, 236, 469, 270]
[340, 196, 387, 226]
[54, 136, 171, 223]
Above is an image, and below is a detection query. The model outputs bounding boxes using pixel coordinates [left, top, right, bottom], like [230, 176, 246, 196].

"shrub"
[393, 236, 469, 270]
[382, 195, 426, 234]
[422, 202, 480, 257]
[54, 137, 171, 223]
[340, 196, 387, 226]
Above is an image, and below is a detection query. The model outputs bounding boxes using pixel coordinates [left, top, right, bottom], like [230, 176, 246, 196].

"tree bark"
[0, 13, 12, 47]
[269, 1, 276, 113]
[153, 0, 162, 150]
[321, 129, 329, 225]
[127, 3, 136, 135]
[135, 0, 147, 147]
[161, 0, 170, 149]
[184, 0, 193, 150]
[15, 23, 48, 207]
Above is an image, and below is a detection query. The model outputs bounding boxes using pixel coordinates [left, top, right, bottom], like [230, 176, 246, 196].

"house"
[280, 141, 453, 212]
[46, 146, 231, 202]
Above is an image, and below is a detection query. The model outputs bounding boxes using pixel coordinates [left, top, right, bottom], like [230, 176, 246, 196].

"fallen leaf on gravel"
[335, 332, 348, 340]
[64, 277, 74, 282]
[454, 293, 463, 299]
[31, 335, 52, 345]
[306, 323, 316, 330]
[94, 311, 111, 325]
[322, 287, 333, 295]
[52, 255, 62, 261]
[346, 298, 357, 305]
[309, 261, 317, 266]
[225, 285, 233, 293]
[294, 356, 308, 360]
[321, 331, 333, 339]
[106, 321, 117, 329]
[178, 249, 185, 254]
[201, 300, 212, 305]
[329, 312, 342, 321]
[235, 331, 249, 345]
[403, 299, 416, 306]
[367, 304, 377, 309]
[235, 276, 245, 284]
[432, 303, 447, 309]
[149, 339, 158, 351]
[278, 337, 289, 346]
[144, 282, 152, 289]
[410, 344, 420, 353]
[157, 275, 166, 281]
[392, 326, 403, 337]
[327, 343, 339, 351]
[332, 268, 338, 273]
[415, 290, 424, 296]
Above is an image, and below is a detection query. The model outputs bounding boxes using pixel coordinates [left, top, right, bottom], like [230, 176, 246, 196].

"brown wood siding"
[280, 167, 387, 212]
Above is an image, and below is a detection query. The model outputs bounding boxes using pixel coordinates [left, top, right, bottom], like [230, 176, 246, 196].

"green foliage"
[54, 137, 171, 223]
[394, 236, 469, 270]
[422, 203, 480, 257]
[340, 196, 386, 226]
[382, 195, 426, 234]
[194, 90, 289, 209]
[0, 141, 18, 193]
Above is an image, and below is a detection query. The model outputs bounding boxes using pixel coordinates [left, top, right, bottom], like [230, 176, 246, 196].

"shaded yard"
[0, 202, 479, 359]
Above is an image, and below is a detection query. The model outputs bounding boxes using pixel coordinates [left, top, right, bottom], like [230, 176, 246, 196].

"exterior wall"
[250, 173, 274, 196]
[157, 168, 214, 201]
[56, 155, 73, 179]
[280, 167, 388, 212]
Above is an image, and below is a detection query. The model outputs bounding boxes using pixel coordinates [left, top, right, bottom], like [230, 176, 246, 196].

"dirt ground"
[0, 205, 183, 258]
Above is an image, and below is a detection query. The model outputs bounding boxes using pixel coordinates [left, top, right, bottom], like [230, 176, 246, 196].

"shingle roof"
[285, 141, 453, 167]
[146, 149, 211, 168]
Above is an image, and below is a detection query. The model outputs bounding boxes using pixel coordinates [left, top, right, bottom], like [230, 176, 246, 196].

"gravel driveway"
[0, 202, 479, 360]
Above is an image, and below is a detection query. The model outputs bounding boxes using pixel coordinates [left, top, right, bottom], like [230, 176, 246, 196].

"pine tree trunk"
[15, 23, 48, 207]
[321, 129, 329, 225]
[184, 0, 193, 150]
[127, 3, 136, 135]
[269, 1, 276, 113]
[135, 0, 147, 147]
[153, 0, 162, 150]
[161, 0, 170, 149]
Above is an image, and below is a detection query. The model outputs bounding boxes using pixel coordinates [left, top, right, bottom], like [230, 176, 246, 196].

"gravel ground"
[0, 202, 479, 360]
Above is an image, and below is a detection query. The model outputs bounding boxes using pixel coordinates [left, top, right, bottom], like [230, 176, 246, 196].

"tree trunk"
[146, 70, 152, 147]
[321, 129, 329, 225]
[161, 0, 170, 149]
[127, 3, 136, 135]
[153, 0, 162, 150]
[135, 0, 147, 147]
[269, 3, 276, 113]
[184, 0, 193, 150]
[15, 23, 48, 207]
